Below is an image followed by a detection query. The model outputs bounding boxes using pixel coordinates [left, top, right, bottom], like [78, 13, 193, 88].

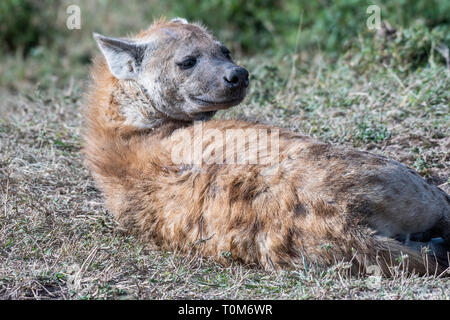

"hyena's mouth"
[189, 95, 244, 111]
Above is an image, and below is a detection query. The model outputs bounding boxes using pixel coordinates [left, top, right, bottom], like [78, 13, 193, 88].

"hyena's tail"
[367, 235, 449, 276]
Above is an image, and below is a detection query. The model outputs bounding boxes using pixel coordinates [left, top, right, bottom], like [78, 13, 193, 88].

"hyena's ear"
[93, 33, 149, 80]
[171, 17, 188, 24]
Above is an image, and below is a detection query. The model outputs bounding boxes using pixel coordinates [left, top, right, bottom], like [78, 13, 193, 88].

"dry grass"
[0, 1, 449, 300]
[1, 59, 449, 299]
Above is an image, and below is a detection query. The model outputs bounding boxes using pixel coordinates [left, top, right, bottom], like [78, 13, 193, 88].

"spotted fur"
[83, 18, 450, 275]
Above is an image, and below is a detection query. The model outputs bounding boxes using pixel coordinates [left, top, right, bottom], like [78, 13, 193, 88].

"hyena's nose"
[223, 67, 249, 89]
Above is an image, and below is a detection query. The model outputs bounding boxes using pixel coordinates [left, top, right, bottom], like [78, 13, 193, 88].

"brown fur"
[83, 18, 450, 276]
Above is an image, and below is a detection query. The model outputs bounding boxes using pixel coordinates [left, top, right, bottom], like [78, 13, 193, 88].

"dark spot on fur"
[228, 175, 260, 202]
[274, 228, 298, 262]
[365, 174, 384, 185]
[305, 144, 330, 160]
[185, 217, 194, 232]
[294, 203, 306, 216]
[249, 219, 261, 235]
[209, 182, 220, 197]
[127, 60, 134, 72]
[229, 215, 245, 230]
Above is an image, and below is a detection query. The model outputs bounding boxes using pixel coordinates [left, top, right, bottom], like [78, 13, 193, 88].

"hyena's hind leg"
[353, 165, 450, 270]
[430, 208, 450, 249]
[418, 189, 450, 249]
[435, 192, 450, 236]
[397, 192, 450, 269]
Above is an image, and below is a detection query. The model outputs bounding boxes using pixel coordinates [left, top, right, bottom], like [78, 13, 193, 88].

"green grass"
[0, 2, 449, 300]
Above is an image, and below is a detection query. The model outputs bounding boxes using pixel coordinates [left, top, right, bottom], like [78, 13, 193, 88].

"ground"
[0, 3, 449, 300]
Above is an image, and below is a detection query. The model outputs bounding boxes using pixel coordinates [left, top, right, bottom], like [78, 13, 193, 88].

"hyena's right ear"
[93, 33, 150, 80]
[171, 17, 188, 24]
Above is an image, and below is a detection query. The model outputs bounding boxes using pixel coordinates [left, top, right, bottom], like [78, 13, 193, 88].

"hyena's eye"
[176, 56, 197, 70]
[221, 46, 232, 60]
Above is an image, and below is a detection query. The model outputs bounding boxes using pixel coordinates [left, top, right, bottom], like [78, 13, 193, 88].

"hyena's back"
[86, 119, 450, 274]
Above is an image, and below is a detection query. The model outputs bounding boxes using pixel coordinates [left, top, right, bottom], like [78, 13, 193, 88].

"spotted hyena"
[83, 17, 450, 275]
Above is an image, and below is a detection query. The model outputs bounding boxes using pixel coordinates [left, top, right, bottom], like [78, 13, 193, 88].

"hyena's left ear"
[93, 33, 150, 80]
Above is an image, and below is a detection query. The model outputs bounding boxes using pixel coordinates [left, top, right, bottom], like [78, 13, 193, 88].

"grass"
[0, 2, 449, 300]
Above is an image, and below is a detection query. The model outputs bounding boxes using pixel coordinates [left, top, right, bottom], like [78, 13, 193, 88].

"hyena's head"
[93, 17, 249, 126]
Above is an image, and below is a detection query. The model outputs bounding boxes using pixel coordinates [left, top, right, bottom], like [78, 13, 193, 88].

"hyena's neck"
[85, 58, 185, 138]
[83, 69, 189, 181]
[111, 80, 171, 132]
